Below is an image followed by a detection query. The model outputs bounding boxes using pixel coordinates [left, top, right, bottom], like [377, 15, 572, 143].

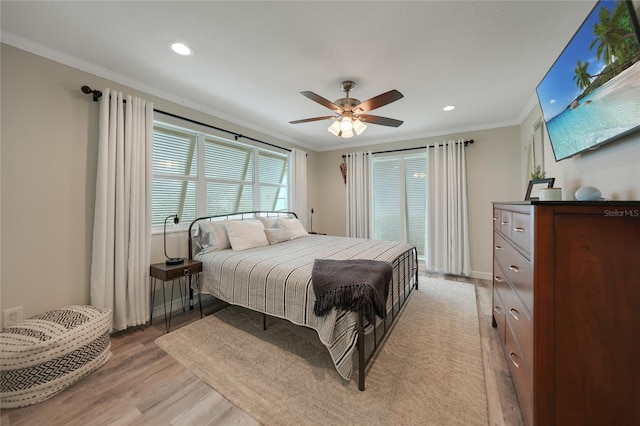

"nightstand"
[149, 259, 202, 332]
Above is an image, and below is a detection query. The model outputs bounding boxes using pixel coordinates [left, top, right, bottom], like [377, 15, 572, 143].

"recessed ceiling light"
[443, 105, 456, 111]
[170, 42, 192, 56]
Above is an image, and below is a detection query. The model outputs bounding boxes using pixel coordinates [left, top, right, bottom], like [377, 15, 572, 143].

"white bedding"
[195, 234, 415, 380]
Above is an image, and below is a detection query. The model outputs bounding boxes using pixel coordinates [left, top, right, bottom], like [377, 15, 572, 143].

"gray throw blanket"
[312, 259, 393, 323]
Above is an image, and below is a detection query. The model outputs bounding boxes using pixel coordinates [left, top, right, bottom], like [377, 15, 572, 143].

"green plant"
[531, 165, 546, 180]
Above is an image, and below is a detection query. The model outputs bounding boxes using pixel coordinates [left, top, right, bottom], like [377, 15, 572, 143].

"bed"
[188, 211, 418, 390]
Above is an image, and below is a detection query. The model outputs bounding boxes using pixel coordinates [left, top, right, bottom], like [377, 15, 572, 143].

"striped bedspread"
[195, 234, 414, 381]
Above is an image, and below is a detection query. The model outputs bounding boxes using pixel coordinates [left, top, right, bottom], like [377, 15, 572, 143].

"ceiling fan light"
[341, 130, 354, 138]
[352, 119, 367, 135]
[328, 120, 341, 136]
[339, 117, 353, 132]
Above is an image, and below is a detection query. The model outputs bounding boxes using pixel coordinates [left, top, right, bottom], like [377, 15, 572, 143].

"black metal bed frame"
[187, 210, 419, 391]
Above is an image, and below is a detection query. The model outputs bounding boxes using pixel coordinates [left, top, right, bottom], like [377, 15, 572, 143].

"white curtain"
[290, 148, 308, 228]
[90, 89, 153, 331]
[345, 151, 371, 238]
[425, 140, 471, 276]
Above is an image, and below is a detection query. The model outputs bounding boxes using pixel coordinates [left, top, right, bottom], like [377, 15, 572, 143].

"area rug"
[155, 278, 488, 425]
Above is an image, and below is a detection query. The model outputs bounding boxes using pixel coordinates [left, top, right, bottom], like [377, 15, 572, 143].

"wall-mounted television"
[535, 0, 640, 161]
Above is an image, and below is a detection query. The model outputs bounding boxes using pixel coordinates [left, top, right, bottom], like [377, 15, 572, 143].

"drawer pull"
[495, 245, 503, 250]
[494, 275, 504, 283]
[509, 265, 520, 273]
[509, 351, 520, 368]
[493, 217, 499, 221]
[501, 221, 509, 225]
[513, 227, 525, 233]
[494, 306, 502, 314]
[509, 308, 520, 321]
[183, 269, 190, 276]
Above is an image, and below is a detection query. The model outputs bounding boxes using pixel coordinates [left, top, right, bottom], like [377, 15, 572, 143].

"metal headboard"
[187, 211, 298, 259]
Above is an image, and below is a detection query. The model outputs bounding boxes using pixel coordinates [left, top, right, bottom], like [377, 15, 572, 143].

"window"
[372, 153, 426, 255]
[152, 123, 288, 226]
[152, 127, 197, 226]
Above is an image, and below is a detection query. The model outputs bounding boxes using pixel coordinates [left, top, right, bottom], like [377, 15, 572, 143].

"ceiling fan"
[289, 81, 404, 138]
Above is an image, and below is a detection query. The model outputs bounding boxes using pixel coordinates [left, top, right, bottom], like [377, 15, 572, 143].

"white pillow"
[256, 216, 279, 229]
[264, 228, 291, 245]
[225, 220, 269, 251]
[277, 217, 308, 240]
[198, 221, 231, 253]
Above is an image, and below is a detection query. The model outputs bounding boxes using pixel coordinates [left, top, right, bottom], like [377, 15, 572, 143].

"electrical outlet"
[4, 306, 23, 328]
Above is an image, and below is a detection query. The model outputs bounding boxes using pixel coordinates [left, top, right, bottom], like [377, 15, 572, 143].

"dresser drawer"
[493, 208, 502, 231]
[492, 286, 506, 342]
[506, 322, 533, 425]
[499, 209, 512, 237]
[494, 232, 533, 315]
[511, 212, 532, 257]
[498, 276, 533, 368]
[493, 260, 511, 313]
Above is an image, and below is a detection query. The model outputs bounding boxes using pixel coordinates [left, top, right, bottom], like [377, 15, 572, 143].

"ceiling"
[1, 1, 597, 152]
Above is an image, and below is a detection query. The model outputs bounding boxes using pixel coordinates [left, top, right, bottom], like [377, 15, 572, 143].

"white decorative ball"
[575, 186, 601, 201]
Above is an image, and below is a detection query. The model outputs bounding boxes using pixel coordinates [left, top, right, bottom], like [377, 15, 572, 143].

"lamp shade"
[328, 120, 341, 136]
[328, 118, 361, 138]
[352, 119, 367, 135]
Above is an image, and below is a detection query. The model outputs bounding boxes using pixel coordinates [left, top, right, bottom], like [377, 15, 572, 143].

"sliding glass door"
[372, 153, 426, 255]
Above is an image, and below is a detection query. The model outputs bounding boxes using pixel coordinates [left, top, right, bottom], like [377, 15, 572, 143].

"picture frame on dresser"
[525, 178, 555, 201]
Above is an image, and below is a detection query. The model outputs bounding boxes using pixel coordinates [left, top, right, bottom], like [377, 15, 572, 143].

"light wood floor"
[1, 273, 524, 426]
[444, 273, 525, 426]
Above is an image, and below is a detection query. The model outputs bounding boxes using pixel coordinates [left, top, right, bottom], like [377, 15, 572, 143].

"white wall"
[2, 44, 99, 324]
[521, 103, 640, 201]
[520, 0, 640, 198]
[315, 126, 522, 280]
[0, 44, 305, 325]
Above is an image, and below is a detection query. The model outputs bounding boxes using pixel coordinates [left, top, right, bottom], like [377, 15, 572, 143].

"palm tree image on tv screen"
[536, 0, 640, 161]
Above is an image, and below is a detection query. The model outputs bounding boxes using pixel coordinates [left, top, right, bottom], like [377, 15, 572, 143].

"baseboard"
[151, 293, 222, 320]
[423, 267, 492, 282]
[151, 297, 193, 320]
[471, 270, 492, 281]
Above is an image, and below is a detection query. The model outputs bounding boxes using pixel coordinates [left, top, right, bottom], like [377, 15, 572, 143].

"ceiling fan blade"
[300, 91, 343, 113]
[289, 115, 336, 124]
[354, 90, 404, 113]
[358, 114, 404, 127]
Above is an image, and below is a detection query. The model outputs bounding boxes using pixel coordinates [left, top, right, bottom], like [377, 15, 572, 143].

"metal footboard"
[357, 246, 419, 391]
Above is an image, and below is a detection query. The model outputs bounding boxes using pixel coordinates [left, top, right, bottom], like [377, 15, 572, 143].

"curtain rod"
[81, 86, 291, 153]
[341, 139, 474, 158]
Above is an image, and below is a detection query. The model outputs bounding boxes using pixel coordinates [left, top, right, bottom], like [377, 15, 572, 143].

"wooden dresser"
[492, 201, 640, 426]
